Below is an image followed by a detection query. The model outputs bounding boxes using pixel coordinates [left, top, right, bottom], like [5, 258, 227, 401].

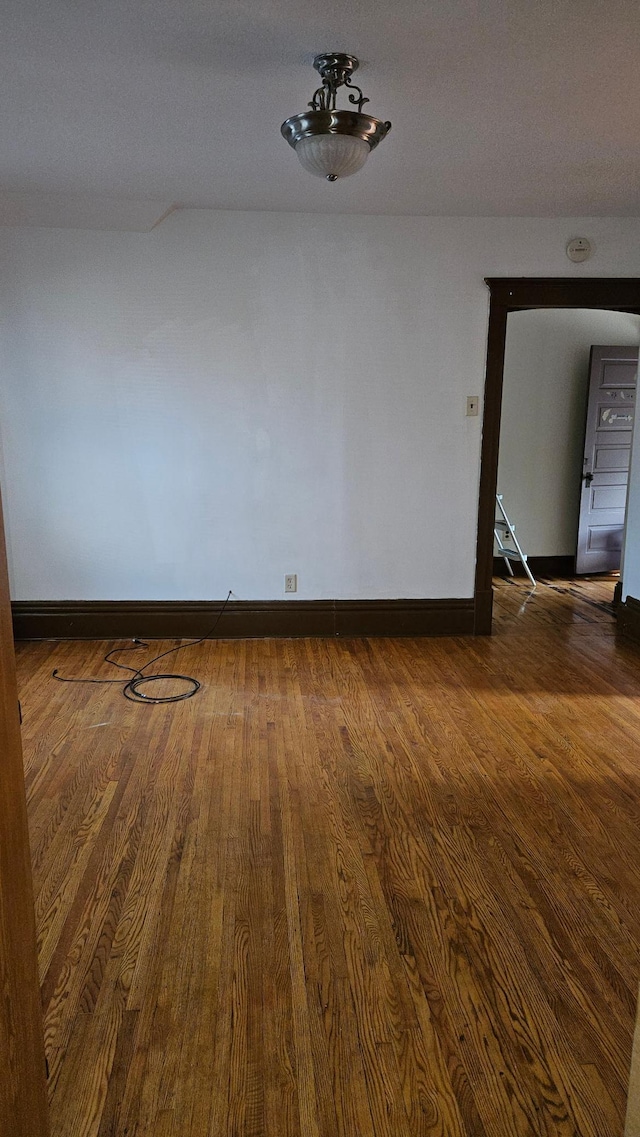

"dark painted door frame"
[474, 278, 640, 634]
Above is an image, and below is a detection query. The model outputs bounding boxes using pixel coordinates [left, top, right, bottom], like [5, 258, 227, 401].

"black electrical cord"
[52, 591, 232, 704]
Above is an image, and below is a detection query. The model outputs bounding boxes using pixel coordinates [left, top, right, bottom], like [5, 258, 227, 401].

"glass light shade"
[295, 134, 370, 180]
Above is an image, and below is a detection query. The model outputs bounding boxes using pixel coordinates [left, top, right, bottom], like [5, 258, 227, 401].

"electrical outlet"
[285, 574, 297, 593]
[466, 396, 479, 417]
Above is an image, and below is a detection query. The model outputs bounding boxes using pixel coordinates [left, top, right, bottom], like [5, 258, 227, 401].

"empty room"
[4, 3, 640, 1137]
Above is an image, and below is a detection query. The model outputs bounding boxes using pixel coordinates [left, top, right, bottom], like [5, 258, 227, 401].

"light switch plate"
[467, 396, 479, 417]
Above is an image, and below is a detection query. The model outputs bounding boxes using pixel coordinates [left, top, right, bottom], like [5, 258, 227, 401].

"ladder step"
[494, 493, 536, 588]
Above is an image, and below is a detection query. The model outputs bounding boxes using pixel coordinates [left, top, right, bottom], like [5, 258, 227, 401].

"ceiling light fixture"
[281, 53, 391, 183]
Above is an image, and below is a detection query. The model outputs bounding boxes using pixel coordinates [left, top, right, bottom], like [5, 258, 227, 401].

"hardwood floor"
[16, 575, 640, 1136]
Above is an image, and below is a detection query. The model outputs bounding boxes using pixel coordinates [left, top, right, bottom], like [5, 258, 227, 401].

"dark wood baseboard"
[493, 555, 575, 578]
[617, 595, 640, 646]
[12, 597, 476, 641]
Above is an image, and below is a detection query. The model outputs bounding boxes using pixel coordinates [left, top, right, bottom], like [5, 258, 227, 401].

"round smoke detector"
[566, 237, 593, 263]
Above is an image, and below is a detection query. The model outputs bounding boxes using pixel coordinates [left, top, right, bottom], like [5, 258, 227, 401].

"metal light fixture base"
[313, 53, 360, 86]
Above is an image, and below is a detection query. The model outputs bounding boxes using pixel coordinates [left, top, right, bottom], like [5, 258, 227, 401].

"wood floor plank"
[14, 574, 640, 1135]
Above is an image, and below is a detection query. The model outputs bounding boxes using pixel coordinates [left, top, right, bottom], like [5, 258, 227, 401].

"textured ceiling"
[2, 0, 640, 225]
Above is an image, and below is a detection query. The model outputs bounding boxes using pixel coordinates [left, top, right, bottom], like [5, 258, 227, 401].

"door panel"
[587, 524, 624, 551]
[0, 486, 50, 1137]
[594, 446, 629, 471]
[591, 485, 628, 510]
[597, 404, 635, 430]
[576, 346, 638, 574]
[600, 359, 638, 386]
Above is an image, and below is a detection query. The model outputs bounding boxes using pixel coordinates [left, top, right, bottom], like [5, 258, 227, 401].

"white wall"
[2, 212, 640, 601]
[498, 309, 640, 557]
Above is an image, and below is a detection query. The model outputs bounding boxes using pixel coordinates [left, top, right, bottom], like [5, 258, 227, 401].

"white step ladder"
[494, 494, 536, 588]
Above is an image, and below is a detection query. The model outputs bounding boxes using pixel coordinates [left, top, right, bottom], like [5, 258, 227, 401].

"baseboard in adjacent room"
[493, 555, 575, 578]
[12, 597, 476, 641]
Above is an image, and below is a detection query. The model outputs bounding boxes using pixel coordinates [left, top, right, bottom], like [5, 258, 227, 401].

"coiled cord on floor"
[52, 591, 232, 704]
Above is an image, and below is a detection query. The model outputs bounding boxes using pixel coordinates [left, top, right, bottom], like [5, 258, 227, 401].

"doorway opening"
[474, 278, 640, 634]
